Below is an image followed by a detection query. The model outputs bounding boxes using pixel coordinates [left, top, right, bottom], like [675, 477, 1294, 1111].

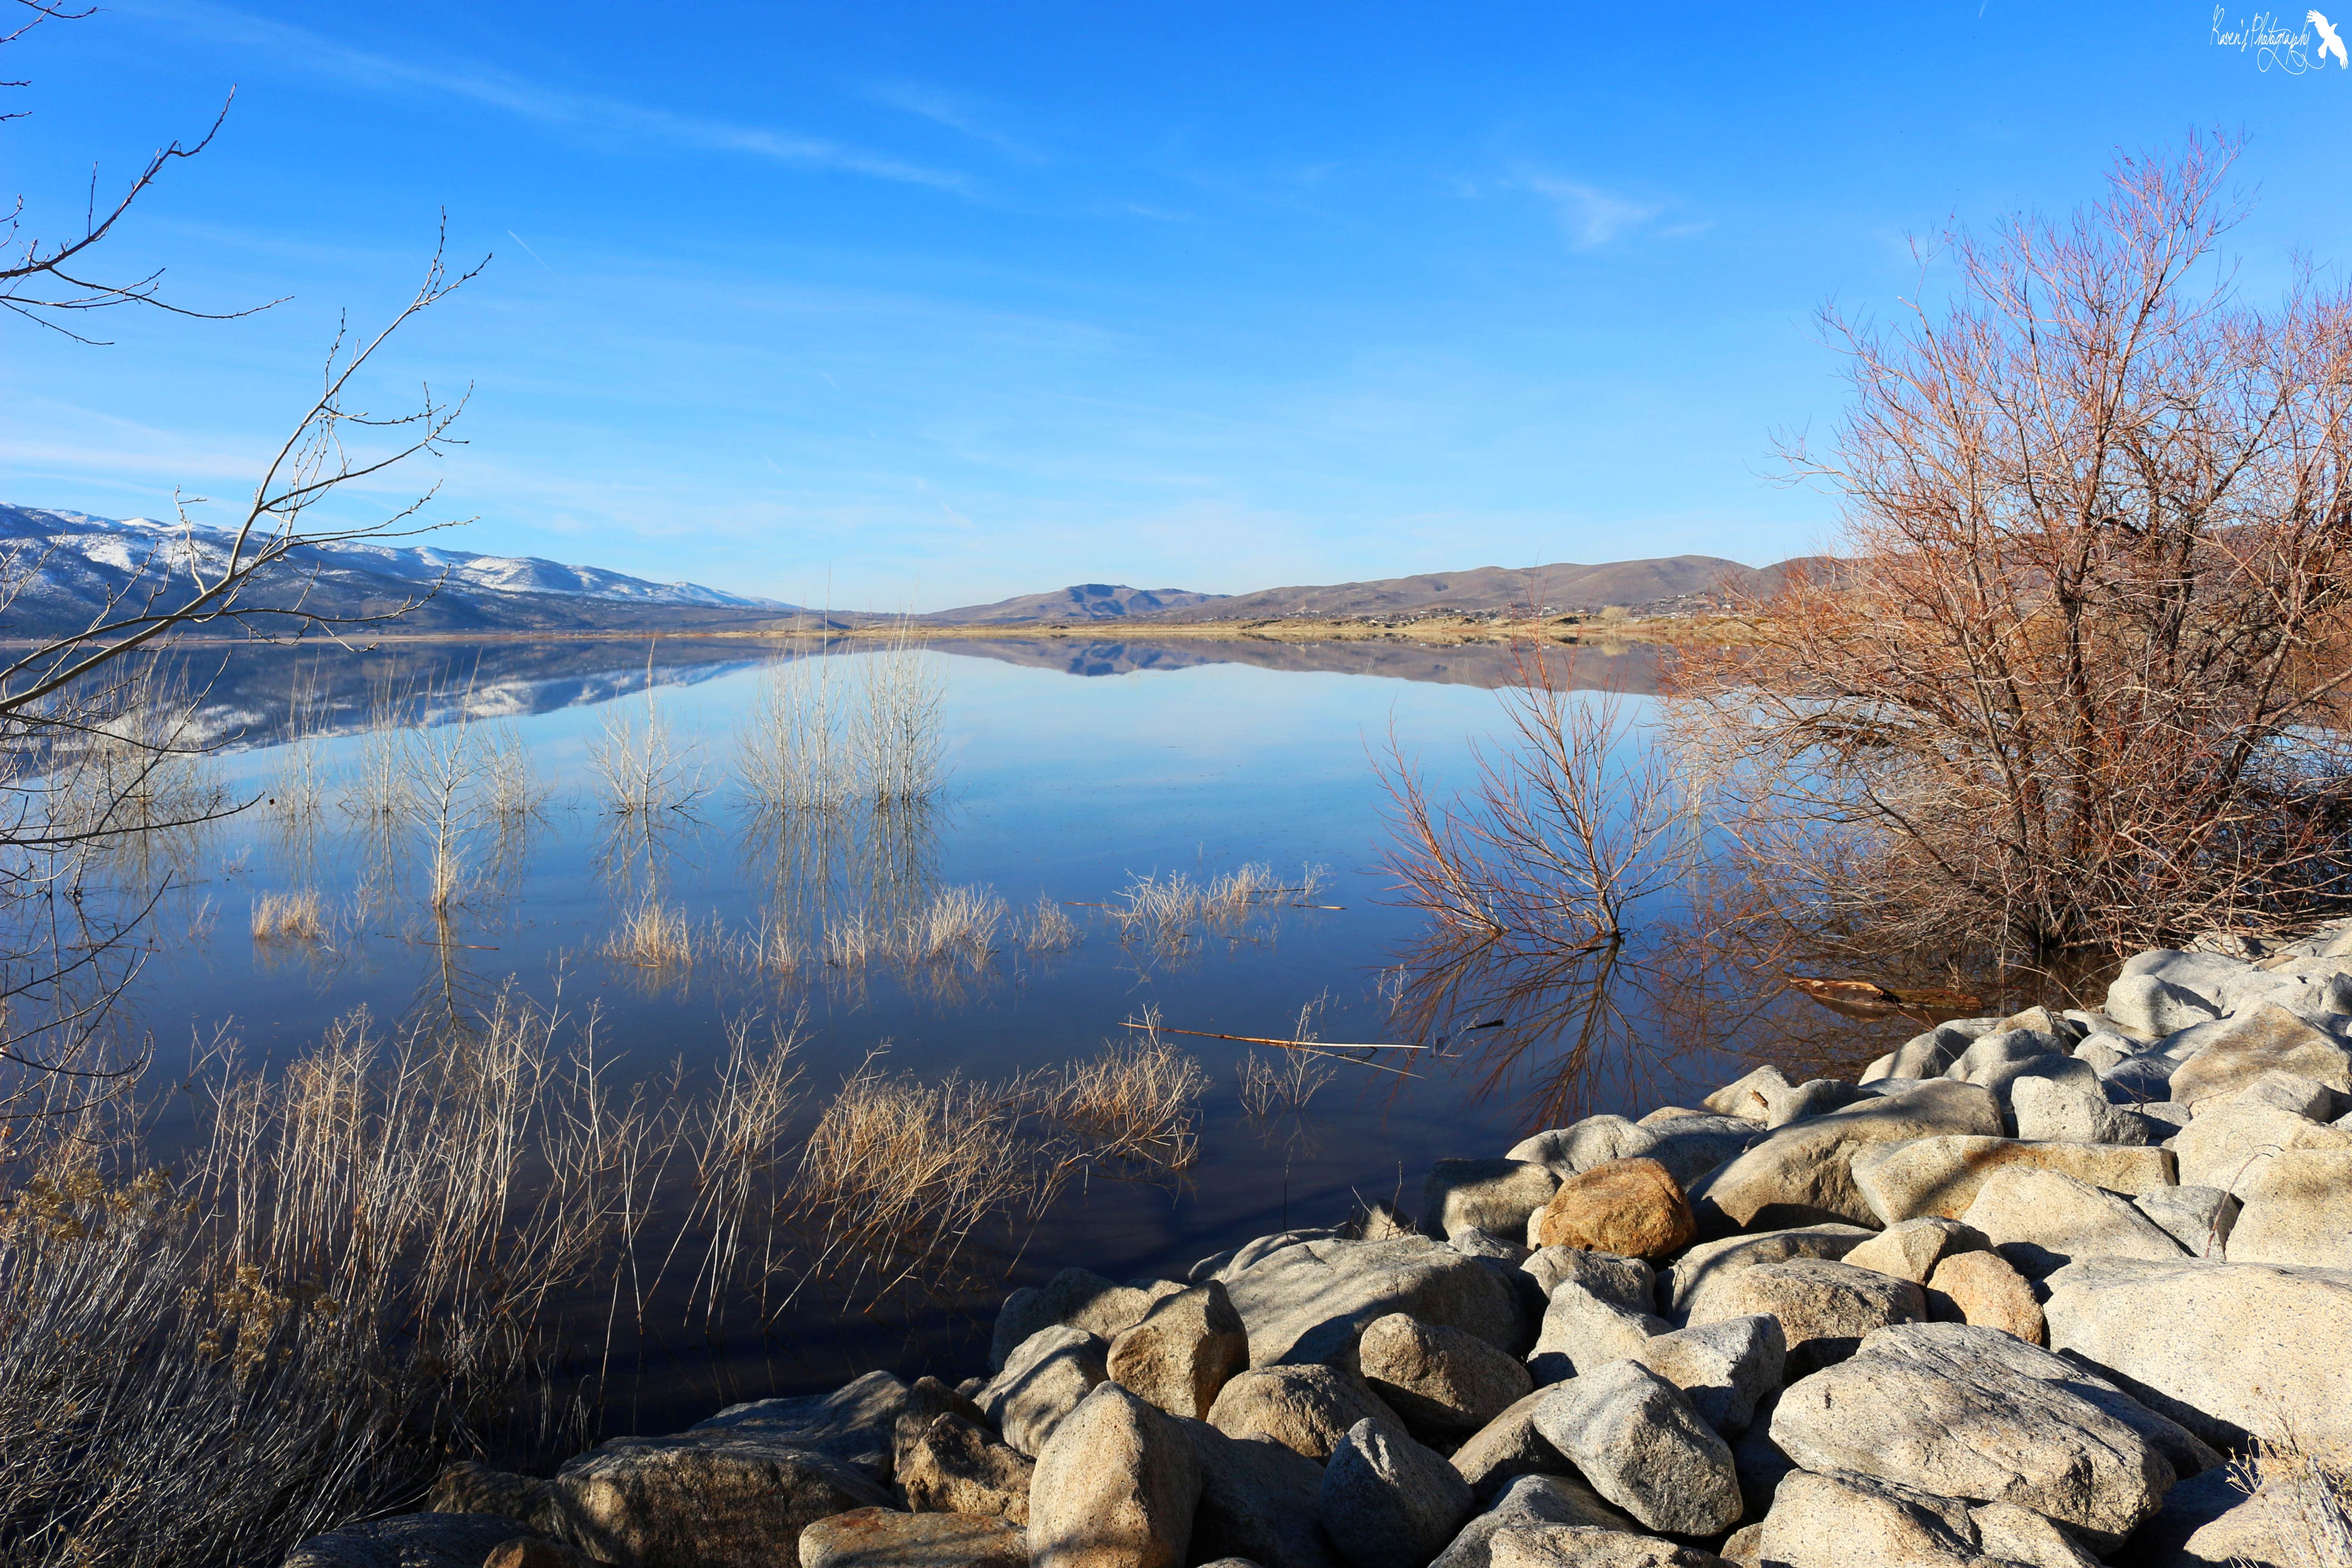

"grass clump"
[251, 889, 329, 945]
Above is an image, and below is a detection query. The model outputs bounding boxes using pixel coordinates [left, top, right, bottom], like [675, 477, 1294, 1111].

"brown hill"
[1128, 555, 1774, 622]
[914, 583, 1229, 624]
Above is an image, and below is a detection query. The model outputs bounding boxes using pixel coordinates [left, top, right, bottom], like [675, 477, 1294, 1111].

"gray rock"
[1193, 1231, 1338, 1285]
[1425, 1159, 1562, 1242]
[1106, 1279, 1249, 1419]
[892, 1410, 1033, 1523]
[1659, 1225, 1873, 1321]
[979, 1324, 1110, 1456]
[2071, 1033, 2132, 1074]
[1728, 1394, 1793, 1519]
[2100, 1050, 2185, 1104]
[1319, 1416, 1477, 1568]
[427, 1463, 557, 1536]
[553, 1432, 892, 1568]
[1361, 1311, 1535, 1438]
[1682, 1257, 1925, 1375]
[1206, 1363, 1401, 1460]
[1628, 1314, 1785, 1436]
[690, 1368, 908, 1483]
[2009, 1076, 2161, 1145]
[1957, 1165, 2189, 1279]
[2043, 1255, 2352, 1447]
[1429, 1475, 1639, 1568]
[1639, 1116, 1770, 1187]
[1840, 1217, 1985, 1284]
[797, 1508, 1027, 1568]
[1452, 1230, 1534, 1263]
[1526, 1279, 1665, 1385]
[1753, 1471, 2098, 1568]
[2168, 1003, 2352, 1112]
[1509, 1118, 1658, 1177]
[1850, 1135, 2176, 1225]
[1522, 1247, 1655, 1312]
[1944, 1028, 2065, 1083]
[2120, 1465, 2303, 1568]
[1700, 1064, 1791, 1122]
[1222, 1235, 1526, 1367]
[1182, 1421, 1342, 1568]
[2134, 1185, 2240, 1258]
[2170, 1099, 2352, 1190]
[1531, 1361, 1741, 1535]
[2201, 1068, 2344, 1121]
[1446, 1387, 1577, 1503]
[1760, 1078, 1866, 1127]
[2223, 1148, 2352, 1269]
[1485, 1526, 1732, 1568]
[1888, 1024, 1974, 1080]
[1029, 1383, 1201, 1568]
[1767, 1321, 2187, 1548]
[281, 1515, 535, 1568]
[1687, 1081, 2004, 1232]
[992, 1269, 1185, 1370]
[2107, 971, 2225, 1036]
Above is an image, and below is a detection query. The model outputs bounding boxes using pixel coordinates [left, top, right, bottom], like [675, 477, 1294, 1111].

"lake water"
[62, 633, 1906, 1433]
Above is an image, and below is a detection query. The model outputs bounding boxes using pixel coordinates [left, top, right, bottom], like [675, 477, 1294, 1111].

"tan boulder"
[1841, 1217, 1985, 1284]
[2168, 1002, 2352, 1111]
[2171, 1100, 2352, 1191]
[1205, 1363, 1400, 1460]
[798, 1508, 1027, 1568]
[1029, 1384, 1201, 1568]
[1959, 1166, 2187, 1279]
[1684, 1257, 1925, 1375]
[1529, 1158, 1694, 1260]
[1106, 1279, 1248, 1420]
[1687, 1081, 2003, 1232]
[1925, 1249, 2046, 1344]
[1850, 1136, 2176, 1225]
[891, 1414, 1033, 1524]
[2223, 1149, 2352, 1269]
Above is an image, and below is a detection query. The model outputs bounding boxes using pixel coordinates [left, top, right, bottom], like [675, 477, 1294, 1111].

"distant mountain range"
[0, 506, 803, 637]
[1, 504, 1801, 638]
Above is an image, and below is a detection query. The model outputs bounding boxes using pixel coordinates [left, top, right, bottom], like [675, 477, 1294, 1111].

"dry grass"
[1237, 1048, 1336, 1117]
[1021, 895, 1082, 954]
[2231, 1430, 2352, 1566]
[738, 912, 806, 983]
[0, 991, 807, 1568]
[816, 884, 1007, 978]
[250, 889, 328, 945]
[603, 895, 697, 969]
[1053, 1029, 1205, 1172]
[1107, 861, 1327, 953]
[793, 1060, 1052, 1296]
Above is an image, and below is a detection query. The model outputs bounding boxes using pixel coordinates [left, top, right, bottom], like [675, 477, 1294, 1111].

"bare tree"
[0, 0, 486, 1116]
[2, 0, 273, 340]
[1677, 135, 2352, 959]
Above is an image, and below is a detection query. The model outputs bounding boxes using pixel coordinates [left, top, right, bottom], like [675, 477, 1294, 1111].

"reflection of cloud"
[126, 0, 972, 193]
[1515, 174, 1668, 249]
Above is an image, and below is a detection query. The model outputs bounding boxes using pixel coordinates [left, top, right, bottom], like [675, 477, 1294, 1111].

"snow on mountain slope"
[0, 505, 790, 629]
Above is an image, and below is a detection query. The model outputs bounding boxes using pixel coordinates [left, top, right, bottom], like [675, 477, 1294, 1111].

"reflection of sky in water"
[114, 636, 1777, 1420]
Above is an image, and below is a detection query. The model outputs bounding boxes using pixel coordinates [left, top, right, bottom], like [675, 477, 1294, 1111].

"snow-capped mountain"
[0, 505, 798, 635]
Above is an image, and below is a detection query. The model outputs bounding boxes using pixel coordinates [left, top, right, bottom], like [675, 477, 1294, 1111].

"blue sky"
[5, 2, 2351, 609]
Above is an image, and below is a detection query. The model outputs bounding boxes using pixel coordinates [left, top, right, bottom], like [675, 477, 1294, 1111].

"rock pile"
[285, 936, 2352, 1568]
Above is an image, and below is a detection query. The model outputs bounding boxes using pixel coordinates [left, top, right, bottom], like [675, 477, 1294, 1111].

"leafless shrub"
[250, 889, 327, 945]
[903, 883, 1005, 969]
[737, 645, 855, 818]
[851, 622, 945, 807]
[1677, 136, 2352, 959]
[738, 912, 807, 983]
[1378, 657, 1686, 961]
[1235, 999, 1339, 1117]
[589, 669, 704, 819]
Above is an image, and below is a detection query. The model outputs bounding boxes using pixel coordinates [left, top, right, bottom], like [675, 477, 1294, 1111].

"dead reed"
[603, 894, 697, 969]
[0, 990, 805, 1567]
[1107, 860, 1328, 954]
[1050, 1024, 1205, 1172]
[2232, 1430, 2352, 1566]
[1021, 894, 1082, 953]
[853, 622, 945, 807]
[250, 889, 328, 945]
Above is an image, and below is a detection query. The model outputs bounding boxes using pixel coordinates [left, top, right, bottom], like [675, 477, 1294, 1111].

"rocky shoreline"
[286, 931, 2352, 1568]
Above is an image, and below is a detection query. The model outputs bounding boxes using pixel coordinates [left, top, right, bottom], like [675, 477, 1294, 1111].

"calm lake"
[89, 632, 1895, 1432]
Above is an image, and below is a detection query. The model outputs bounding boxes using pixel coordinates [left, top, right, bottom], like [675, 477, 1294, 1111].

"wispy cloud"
[124, 0, 974, 193]
[865, 79, 1047, 162]
[1514, 173, 1668, 249]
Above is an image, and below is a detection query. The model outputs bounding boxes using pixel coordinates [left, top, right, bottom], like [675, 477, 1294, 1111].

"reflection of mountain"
[141, 632, 1667, 757]
[160, 639, 773, 753]
[930, 637, 1668, 693]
